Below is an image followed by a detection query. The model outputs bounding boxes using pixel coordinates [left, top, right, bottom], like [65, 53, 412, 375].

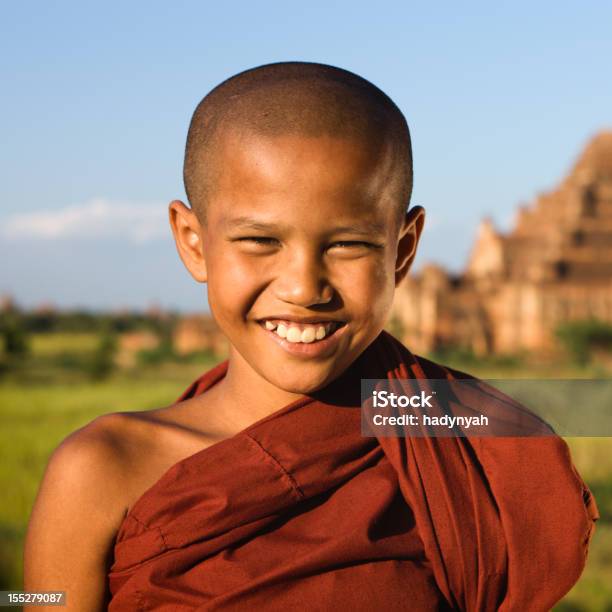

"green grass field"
[0, 333, 610, 610]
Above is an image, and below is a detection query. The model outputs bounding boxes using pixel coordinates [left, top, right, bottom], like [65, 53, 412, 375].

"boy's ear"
[395, 205, 425, 286]
[168, 200, 208, 283]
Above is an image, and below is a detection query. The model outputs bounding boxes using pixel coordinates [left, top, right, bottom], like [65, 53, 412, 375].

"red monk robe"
[107, 330, 598, 611]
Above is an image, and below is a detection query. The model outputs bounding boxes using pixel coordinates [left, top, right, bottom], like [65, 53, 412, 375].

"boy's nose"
[273, 251, 333, 307]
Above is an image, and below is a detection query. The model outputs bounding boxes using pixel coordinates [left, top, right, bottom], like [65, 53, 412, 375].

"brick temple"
[391, 130, 612, 356]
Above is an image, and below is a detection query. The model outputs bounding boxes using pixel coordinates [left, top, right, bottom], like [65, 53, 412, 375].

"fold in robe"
[108, 330, 598, 611]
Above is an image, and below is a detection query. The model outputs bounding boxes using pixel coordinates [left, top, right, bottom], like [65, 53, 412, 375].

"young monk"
[24, 62, 598, 611]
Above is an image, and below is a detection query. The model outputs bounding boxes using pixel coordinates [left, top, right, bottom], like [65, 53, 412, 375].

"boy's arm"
[23, 416, 129, 612]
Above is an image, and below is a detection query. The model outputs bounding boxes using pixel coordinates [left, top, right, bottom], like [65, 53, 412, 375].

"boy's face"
[170, 129, 424, 395]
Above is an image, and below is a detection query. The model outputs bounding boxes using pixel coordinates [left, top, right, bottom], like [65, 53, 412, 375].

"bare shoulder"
[36, 399, 224, 515]
[40, 412, 139, 507]
[32, 388, 226, 521]
[23, 412, 142, 610]
[24, 392, 230, 609]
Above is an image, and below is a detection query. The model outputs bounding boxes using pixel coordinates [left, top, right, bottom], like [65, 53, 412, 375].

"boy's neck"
[202, 351, 308, 433]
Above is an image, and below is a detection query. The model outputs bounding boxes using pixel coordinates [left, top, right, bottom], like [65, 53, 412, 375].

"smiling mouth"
[257, 319, 345, 344]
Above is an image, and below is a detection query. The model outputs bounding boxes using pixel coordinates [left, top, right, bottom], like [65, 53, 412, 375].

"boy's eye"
[237, 237, 279, 246]
[329, 241, 377, 249]
[234, 237, 381, 250]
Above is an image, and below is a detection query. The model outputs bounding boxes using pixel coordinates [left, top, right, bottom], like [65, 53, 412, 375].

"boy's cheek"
[337, 262, 392, 295]
[208, 250, 261, 284]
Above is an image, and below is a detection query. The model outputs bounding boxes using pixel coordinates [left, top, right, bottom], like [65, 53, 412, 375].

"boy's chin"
[263, 365, 339, 396]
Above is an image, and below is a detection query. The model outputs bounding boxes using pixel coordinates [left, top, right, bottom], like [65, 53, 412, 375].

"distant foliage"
[23, 310, 97, 333]
[555, 319, 612, 365]
[0, 313, 29, 365]
[136, 319, 176, 365]
[87, 325, 118, 380]
[22, 310, 180, 334]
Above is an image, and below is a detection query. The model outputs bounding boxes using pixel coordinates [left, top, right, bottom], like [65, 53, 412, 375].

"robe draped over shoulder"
[107, 330, 598, 611]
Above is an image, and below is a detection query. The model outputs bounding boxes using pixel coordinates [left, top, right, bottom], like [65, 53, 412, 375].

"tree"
[555, 319, 612, 366]
[88, 324, 117, 380]
[1, 314, 29, 358]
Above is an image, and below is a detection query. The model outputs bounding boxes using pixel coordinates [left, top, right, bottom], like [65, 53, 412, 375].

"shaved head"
[183, 61, 413, 228]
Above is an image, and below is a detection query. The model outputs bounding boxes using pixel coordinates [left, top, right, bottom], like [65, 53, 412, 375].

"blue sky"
[1, 1, 611, 312]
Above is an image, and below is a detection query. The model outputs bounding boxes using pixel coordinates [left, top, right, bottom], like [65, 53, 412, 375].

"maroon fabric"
[107, 330, 598, 611]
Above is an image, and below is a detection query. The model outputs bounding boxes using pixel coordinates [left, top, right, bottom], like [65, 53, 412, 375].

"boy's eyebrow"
[226, 216, 387, 236]
[330, 222, 387, 236]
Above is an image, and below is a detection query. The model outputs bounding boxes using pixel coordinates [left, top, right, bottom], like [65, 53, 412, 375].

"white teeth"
[286, 327, 302, 343]
[301, 327, 316, 343]
[263, 320, 337, 343]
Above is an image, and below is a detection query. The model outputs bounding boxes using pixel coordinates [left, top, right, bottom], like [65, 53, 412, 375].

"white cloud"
[2, 198, 169, 244]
